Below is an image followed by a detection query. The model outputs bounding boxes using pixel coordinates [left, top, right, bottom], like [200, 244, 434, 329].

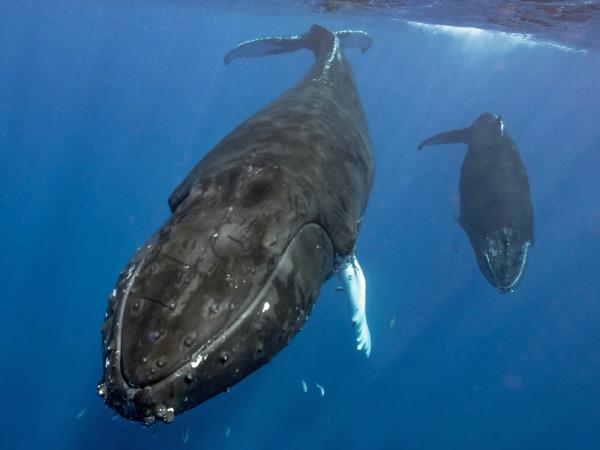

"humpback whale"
[418, 113, 534, 293]
[99, 25, 374, 424]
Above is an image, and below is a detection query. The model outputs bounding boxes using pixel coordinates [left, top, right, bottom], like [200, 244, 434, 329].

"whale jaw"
[99, 222, 333, 424]
[476, 228, 531, 293]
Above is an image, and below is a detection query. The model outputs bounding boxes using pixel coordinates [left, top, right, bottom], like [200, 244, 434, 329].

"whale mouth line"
[169, 221, 332, 382]
[506, 241, 531, 290]
[484, 251, 502, 288]
[112, 221, 333, 398]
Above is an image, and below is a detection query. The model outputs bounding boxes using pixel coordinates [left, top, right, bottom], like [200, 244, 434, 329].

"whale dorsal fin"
[417, 127, 472, 151]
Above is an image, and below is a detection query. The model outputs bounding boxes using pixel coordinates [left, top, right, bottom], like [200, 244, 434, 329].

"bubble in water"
[148, 330, 161, 342]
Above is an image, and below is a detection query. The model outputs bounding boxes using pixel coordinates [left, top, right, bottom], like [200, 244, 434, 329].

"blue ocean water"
[1, 1, 600, 449]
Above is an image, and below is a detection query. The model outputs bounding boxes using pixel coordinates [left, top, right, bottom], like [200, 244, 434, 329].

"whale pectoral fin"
[417, 128, 472, 150]
[337, 253, 371, 357]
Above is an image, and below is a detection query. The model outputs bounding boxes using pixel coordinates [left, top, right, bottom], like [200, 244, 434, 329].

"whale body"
[418, 113, 534, 293]
[98, 24, 374, 424]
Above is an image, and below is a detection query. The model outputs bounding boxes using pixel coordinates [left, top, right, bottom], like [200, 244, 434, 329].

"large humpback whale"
[418, 113, 534, 293]
[99, 24, 374, 424]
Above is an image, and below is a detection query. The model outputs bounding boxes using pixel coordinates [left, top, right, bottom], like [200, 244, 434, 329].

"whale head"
[98, 166, 334, 424]
[471, 112, 504, 146]
[475, 227, 531, 293]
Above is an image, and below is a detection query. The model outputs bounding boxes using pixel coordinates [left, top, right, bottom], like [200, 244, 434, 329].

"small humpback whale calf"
[99, 24, 374, 424]
[418, 113, 534, 293]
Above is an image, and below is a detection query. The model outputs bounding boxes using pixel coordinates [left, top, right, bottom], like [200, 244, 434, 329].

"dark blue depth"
[1, 1, 599, 449]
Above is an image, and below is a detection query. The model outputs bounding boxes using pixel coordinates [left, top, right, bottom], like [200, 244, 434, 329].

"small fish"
[315, 382, 325, 397]
[225, 426, 231, 438]
[334, 286, 344, 292]
[301, 380, 308, 393]
[76, 407, 87, 421]
[151, 427, 158, 439]
[383, 237, 389, 247]
[111, 413, 119, 421]
[182, 425, 190, 445]
[389, 316, 396, 329]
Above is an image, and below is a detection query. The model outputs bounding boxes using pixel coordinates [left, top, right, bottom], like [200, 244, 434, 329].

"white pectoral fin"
[338, 253, 371, 357]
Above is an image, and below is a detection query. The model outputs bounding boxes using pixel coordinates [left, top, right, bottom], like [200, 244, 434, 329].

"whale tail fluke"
[417, 127, 472, 151]
[224, 24, 371, 65]
[335, 29, 372, 52]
